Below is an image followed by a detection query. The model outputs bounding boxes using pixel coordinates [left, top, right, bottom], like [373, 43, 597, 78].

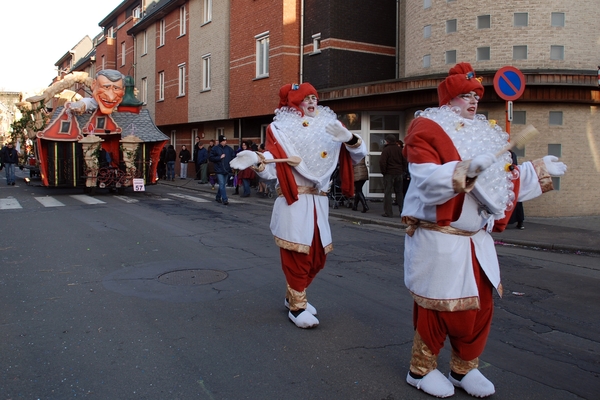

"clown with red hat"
[231, 82, 367, 329]
[401, 63, 566, 398]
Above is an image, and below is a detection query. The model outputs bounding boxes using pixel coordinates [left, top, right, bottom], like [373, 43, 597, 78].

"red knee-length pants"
[279, 212, 327, 292]
[413, 242, 494, 362]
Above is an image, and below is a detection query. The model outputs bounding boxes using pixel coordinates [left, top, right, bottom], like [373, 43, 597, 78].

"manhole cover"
[157, 269, 228, 286]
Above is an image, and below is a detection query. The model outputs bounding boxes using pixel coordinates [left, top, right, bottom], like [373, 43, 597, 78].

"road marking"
[169, 193, 210, 203]
[0, 197, 22, 210]
[114, 195, 139, 203]
[35, 197, 65, 207]
[69, 195, 106, 205]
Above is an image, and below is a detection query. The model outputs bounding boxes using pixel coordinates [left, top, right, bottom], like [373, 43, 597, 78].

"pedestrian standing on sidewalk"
[379, 135, 406, 217]
[1, 142, 20, 186]
[193, 137, 202, 180]
[352, 157, 369, 213]
[196, 143, 209, 184]
[165, 145, 177, 181]
[209, 136, 235, 205]
[178, 145, 191, 179]
[508, 150, 525, 229]
[401, 62, 567, 398]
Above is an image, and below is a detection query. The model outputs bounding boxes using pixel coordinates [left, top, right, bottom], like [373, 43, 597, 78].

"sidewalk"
[161, 178, 600, 255]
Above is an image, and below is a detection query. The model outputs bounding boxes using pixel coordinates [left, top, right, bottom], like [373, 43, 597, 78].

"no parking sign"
[494, 66, 526, 132]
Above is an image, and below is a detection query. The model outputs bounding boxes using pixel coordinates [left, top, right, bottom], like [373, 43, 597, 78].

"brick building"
[49, 0, 600, 216]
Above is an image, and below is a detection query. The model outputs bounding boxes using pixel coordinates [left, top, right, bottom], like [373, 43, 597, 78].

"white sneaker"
[288, 310, 319, 328]
[448, 369, 495, 398]
[406, 369, 454, 398]
[285, 298, 317, 316]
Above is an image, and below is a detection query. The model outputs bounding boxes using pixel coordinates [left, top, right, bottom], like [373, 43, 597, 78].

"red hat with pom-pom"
[437, 63, 484, 106]
[278, 83, 318, 116]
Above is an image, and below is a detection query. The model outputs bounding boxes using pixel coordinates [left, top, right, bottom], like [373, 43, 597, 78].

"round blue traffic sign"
[493, 66, 526, 101]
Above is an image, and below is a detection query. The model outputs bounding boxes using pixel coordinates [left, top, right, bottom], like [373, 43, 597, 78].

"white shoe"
[448, 369, 495, 398]
[288, 310, 319, 329]
[285, 298, 317, 316]
[406, 369, 454, 398]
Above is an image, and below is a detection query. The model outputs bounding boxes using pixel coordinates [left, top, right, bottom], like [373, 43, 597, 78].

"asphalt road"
[1, 181, 598, 399]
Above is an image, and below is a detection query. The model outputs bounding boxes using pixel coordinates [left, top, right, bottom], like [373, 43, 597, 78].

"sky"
[0, 0, 124, 97]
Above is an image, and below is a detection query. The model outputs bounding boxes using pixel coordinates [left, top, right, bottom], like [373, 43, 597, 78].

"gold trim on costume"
[411, 291, 481, 312]
[344, 134, 363, 149]
[276, 185, 328, 197]
[453, 160, 478, 193]
[275, 237, 310, 254]
[402, 216, 479, 238]
[286, 284, 308, 311]
[410, 331, 438, 376]
[250, 152, 266, 172]
[450, 350, 479, 375]
[532, 158, 554, 193]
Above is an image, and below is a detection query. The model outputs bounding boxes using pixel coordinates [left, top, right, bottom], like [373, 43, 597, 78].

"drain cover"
[157, 269, 228, 286]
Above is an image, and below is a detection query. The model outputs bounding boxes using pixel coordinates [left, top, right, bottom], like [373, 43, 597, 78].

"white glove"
[229, 150, 259, 170]
[467, 153, 497, 178]
[325, 120, 353, 143]
[543, 155, 567, 176]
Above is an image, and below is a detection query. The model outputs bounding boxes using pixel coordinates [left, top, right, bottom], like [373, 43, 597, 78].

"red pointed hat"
[278, 83, 318, 116]
[437, 62, 484, 106]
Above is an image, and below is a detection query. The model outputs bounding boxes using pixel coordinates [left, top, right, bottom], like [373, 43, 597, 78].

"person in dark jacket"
[379, 134, 406, 217]
[178, 145, 191, 179]
[195, 144, 209, 184]
[1, 142, 20, 186]
[209, 136, 236, 205]
[508, 150, 525, 229]
[165, 145, 177, 181]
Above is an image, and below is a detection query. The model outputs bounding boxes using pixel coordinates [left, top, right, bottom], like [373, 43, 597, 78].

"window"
[312, 33, 321, 54]
[158, 71, 164, 101]
[513, 111, 526, 124]
[101, 55, 105, 70]
[446, 19, 457, 34]
[216, 127, 224, 139]
[133, 7, 141, 19]
[202, 54, 211, 90]
[514, 13, 528, 27]
[178, 63, 186, 96]
[107, 26, 115, 39]
[255, 32, 269, 77]
[513, 45, 527, 60]
[477, 15, 491, 29]
[423, 25, 431, 38]
[423, 54, 430, 68]
[549, 111, 563, 125]
[142, 30, 148, 55]
[424, 0, 431, 9]
[548, 144, 562, 157]
[159, 19, 165, 46]
[551, 12, 565, 27]
[203, 0, 212, 23]
[179, 5, 186, 36]
[477, 47, 491, 61]
[445, 50, 457, 65]
[121, 42, 126, 66]
[550, 45, 564, 60]
[141, 77, 148, 104]
[60, 121, 71, 134]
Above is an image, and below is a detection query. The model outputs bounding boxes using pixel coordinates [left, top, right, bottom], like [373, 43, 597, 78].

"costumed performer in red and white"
[230, 83, 367, 329]
[401, 63, 567, 398]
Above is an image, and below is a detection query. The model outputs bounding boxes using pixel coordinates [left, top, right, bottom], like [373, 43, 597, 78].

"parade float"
[14, 70, 168, 193]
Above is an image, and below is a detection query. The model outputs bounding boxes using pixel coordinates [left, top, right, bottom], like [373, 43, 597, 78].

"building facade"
[47, 0, 600, 216]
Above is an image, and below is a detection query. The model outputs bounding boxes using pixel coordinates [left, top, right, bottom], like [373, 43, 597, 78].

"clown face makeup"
[449, 91, 479, 120]
[300, 95, 318, 117]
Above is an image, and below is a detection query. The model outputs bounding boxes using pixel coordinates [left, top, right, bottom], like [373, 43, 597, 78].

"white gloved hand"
[543, 155, 567, 176]
[67, 100, 87, 114]
[325, 120, 353, 143]
[229, 150, 260, 170]
[467, 153, 498, 178]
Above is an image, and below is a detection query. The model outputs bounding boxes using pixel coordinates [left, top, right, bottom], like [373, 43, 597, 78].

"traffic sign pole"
[494, 66, 526, 137]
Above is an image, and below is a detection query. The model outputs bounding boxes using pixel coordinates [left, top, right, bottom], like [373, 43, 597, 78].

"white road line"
[69, 195, 106, 205]
[169, 193, 210, 203]
[114, 195, 139, 203]
[0, 197, 22, 210]
[35, 197, 66, 207]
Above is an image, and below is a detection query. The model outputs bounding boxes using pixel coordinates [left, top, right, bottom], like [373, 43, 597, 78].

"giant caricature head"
[92, 69, 126, 114]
